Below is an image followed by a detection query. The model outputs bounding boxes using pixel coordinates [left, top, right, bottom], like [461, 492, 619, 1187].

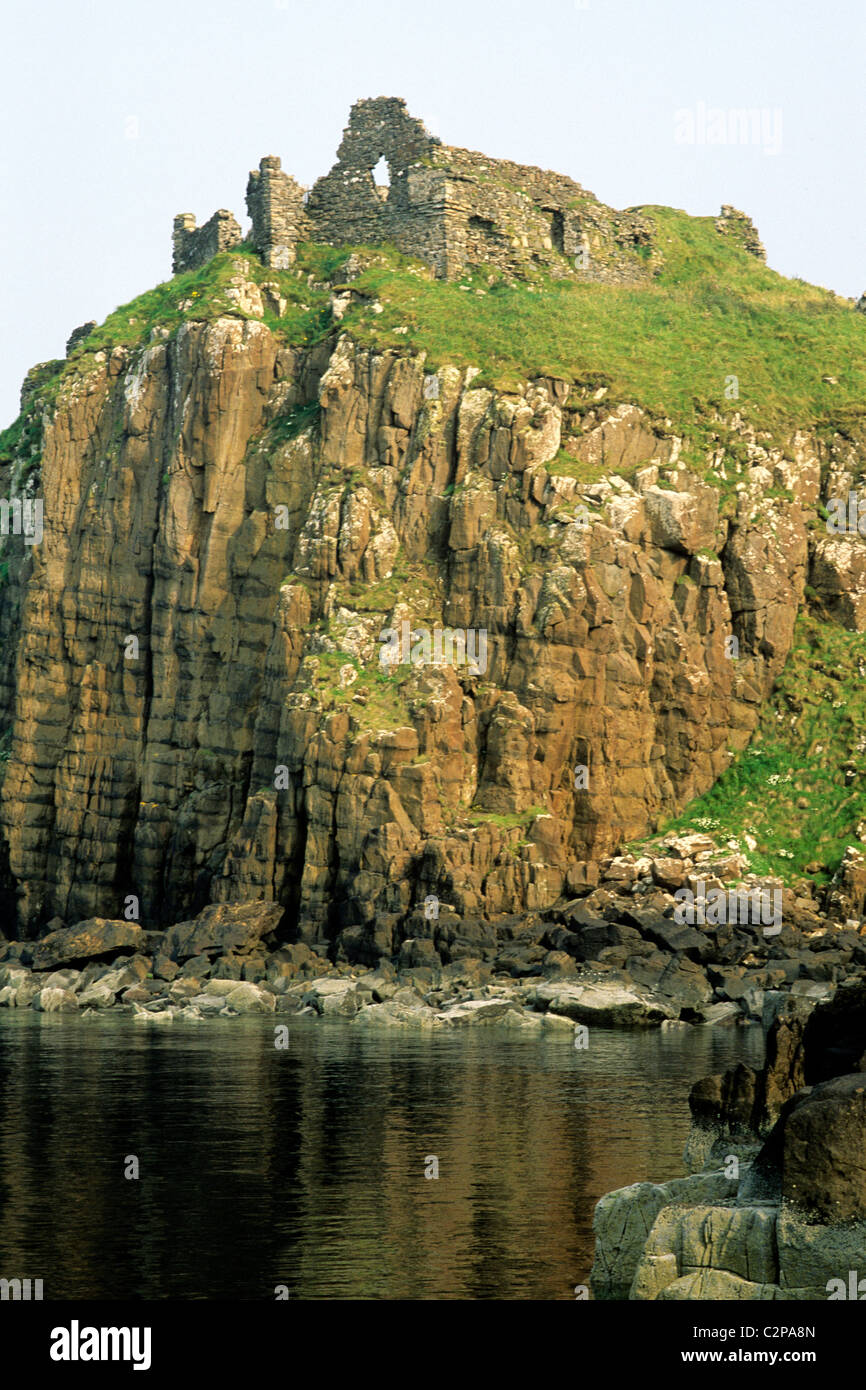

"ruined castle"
[171, 95, 660, 283]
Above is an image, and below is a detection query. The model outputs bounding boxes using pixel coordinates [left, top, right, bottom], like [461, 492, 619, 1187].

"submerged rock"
[535, 978, 673, 1027]
[132, 1004, 175, 1025]
[351, 1000, 444, 1029]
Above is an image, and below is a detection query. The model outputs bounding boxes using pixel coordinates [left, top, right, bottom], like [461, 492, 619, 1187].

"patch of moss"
[269, 400, 322, 445]
[545, 449, 612, 485]
[467, 804, 546, 830]
[304, 651, 413, 732]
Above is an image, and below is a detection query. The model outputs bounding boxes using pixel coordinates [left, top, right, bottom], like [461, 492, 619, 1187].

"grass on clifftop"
[651, 612, 866, 886]
[0, 246, 337, 462]
[335, 207, 866, 463]
[5, 207, 866, 473]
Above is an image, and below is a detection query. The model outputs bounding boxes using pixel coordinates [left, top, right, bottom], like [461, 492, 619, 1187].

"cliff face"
[0, 255, 853, 954]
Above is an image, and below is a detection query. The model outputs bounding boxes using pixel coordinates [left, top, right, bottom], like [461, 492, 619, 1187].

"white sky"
[1, 0, 864, 424]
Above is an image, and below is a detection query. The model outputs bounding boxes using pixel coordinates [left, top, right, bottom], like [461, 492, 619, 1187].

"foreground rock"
[591, 984, 866, 1299]
[533, 979, 672, 1027]
[31, 920, 147, 971]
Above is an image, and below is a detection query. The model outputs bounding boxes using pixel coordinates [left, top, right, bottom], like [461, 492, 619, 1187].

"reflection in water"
[0, 1013, 763, 1299]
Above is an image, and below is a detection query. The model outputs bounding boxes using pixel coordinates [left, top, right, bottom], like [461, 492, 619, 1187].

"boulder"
[550, 915, 642, 962]
[0, 965, 29, 990]
[654, 956, 713, 1015]
[351, 999, 443, 1029]
[162, 902, 283, 963]
[802, 981, 866, 1083]
[782, 1073, 866, 1222]
[152, 956, 179, 981]
[591, 1170, 739, 1299]
[220, 981, 277, 1014]
[624, 909, 709, 961]
[535, 977, 673, 1027]
[32, 987, 79, 1013]
[32, 919, 146, 971]
[650, 857, 688, 890]
[396, 937, 442, 971]
[41, 968, 82, 991]
[132, 1004, 174, 1024]
[437, 998, 528, 1026]
[301, 977, 359, 1016]
[541, 949, 578, 977]
[77, 983, 119, 1010]
[187, 993, 228, 1015]
[689, 1061, 761, 1138]
[180, 954, 214, 978]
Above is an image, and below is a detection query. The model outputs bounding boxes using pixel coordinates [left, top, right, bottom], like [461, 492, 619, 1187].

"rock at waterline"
[161, 902, 284, 963]
[32, 920, 146, 971]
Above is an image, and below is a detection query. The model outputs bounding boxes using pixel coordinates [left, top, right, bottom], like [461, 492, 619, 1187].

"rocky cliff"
[1, 141, 865, 959]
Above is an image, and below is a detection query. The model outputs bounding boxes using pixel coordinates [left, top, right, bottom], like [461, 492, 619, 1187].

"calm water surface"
[0, 1013, 763, 1299]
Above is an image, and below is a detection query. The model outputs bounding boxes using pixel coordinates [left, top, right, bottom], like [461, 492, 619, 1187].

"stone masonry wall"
[246, 156, 310, 269]
[714, 204, 767, 261]
[169, 96, 664, 284]
[303, 97, 654, 282]
[172, 209, 243, 275]
[304, 96, 444, 267]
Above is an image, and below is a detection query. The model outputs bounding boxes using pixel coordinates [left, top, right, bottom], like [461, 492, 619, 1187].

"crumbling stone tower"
[302, 97, 652, 282]
[246, 156, 310, 268]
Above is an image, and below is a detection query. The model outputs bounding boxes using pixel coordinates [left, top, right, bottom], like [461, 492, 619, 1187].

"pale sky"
[1, 0, 864, 425]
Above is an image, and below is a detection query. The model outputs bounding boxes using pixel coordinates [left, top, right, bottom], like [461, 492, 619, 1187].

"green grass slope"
[649, 613, 866, 886]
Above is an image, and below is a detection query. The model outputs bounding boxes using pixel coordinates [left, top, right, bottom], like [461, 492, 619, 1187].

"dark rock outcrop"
[161, 902, 284, 963]
[591, 983, 866, 1299]
[31, 919, 146, 971]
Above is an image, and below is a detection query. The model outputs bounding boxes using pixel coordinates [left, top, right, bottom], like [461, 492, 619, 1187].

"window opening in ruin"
[372, 155, 390, 189]
[468, 214, 499, 251]
[551, 210, 565, 255]
[468, 215, 496, 235]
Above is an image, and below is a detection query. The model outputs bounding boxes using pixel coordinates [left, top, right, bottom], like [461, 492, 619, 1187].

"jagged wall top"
[169, 96, 669, 282]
